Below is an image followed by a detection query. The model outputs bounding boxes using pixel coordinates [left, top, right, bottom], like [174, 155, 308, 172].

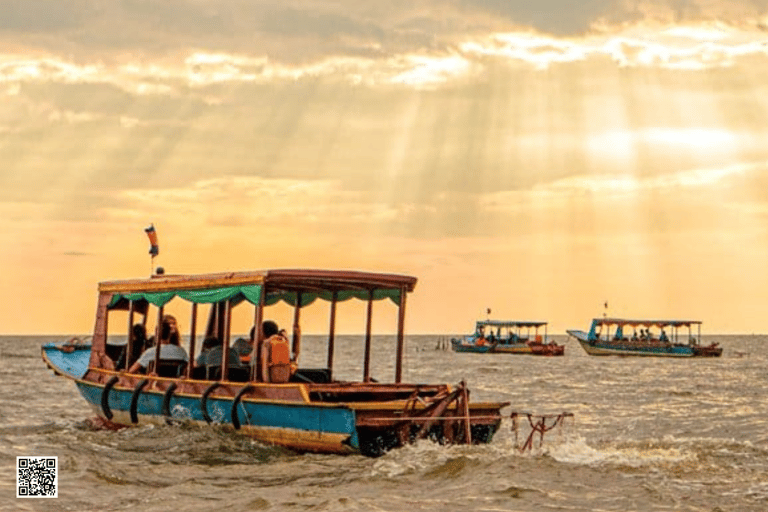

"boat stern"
[349, 382, 508, 457]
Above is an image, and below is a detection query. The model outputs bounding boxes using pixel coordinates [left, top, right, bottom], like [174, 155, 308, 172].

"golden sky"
[3, 1, 768, 334]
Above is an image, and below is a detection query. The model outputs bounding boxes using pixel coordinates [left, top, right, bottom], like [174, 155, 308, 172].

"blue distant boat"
[42, 268, 509, 457]
[567, 317, 722, 357]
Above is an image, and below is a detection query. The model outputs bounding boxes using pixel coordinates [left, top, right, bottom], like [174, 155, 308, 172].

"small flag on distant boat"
[145, 224, 159, 256]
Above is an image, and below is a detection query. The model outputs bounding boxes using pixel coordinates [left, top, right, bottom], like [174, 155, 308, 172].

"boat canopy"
[593, 318, 701, 328]
[476, 320, 547, 329]
[104, 269, 417, 309]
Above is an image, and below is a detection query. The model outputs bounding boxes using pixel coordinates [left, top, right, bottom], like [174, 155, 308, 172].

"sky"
[3, 0, 768, 335]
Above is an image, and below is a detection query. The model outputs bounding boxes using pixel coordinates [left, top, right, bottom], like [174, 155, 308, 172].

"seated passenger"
[231, 325, 256, 363]
[117, 323, 150, 370]
[259, 320, 293, 383]
[128, 315, 188, 374]
[195, 336, 220, 366]
[196, 336, 243, 370]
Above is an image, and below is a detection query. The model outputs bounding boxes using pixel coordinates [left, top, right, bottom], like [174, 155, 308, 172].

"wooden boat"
[451, 320, 564, 356]
[567, 317, 722, 357]
[42, 269, 509, 457]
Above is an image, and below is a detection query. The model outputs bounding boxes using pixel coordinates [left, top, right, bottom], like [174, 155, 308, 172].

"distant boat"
[451, 320, 564, 356]
[566, 318, 722, 357]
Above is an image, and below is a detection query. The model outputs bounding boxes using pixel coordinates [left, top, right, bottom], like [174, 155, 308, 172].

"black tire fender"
[231, 385, 254, 430]
[161, 383, 178, 422]
[201, 382, 222, 424]
[100, 376, 120, 420]
[129, 379, 149, 424]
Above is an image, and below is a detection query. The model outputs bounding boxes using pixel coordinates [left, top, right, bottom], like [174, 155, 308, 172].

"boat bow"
[42, 341, 91, 380]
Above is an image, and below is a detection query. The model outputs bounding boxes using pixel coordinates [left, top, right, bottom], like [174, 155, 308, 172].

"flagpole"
[145, 224, 159, 277]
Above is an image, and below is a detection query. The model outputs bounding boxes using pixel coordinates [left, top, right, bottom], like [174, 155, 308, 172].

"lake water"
[1, 334, 766, 511]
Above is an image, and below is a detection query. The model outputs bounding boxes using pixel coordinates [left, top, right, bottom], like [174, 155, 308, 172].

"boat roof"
[99, 268, 417, 294]
[594, 317, 702, 327]
[476, 320, 547, 328]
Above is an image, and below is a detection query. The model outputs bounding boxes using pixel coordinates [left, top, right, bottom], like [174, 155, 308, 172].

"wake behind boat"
[42, 268, 509, 457]
[567, 317, 722, 357]
[451, 320, 564, 356]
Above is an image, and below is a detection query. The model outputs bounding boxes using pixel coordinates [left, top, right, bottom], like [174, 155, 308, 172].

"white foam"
[549, 436, 694, 467]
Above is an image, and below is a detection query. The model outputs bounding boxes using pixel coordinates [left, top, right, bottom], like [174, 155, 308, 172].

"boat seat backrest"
[198, 365, 250, 382]
[148, 360, 187, 378]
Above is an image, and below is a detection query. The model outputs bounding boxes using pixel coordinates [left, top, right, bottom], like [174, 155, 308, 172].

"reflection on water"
[1, 334, 767, 511]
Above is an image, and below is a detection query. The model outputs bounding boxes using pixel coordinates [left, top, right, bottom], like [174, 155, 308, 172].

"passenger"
[263, 320, 280, 339]
[195, 336, 221, 367]
[117, 323, 149, 370]
[631, 330, 638, 341]
[259, 320, 293, 383]
[232, 325, 256, 363]
[660, 329, 669, 342]
[196, 336, 243, 378]
[128, 315, 188, 373]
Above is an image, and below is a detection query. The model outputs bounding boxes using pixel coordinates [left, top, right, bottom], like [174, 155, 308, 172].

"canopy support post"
[395, 286, 406, 383]
[292, 292, 302, 361]
[220, 300, 232, 381]
[216, 302, 226, 342]
[186, 303, 198, 379]
[126, 300, 134, 371]
[327, 291, 337, 381]
[252, 290, 264, 382]
[152, 306, 164, 375]
[363, 290, 373, 382]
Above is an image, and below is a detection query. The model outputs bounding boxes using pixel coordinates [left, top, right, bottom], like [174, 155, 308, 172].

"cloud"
[3, 4, 768, 239]
[2, 1, 767, 62]
[462, 22, 768, 70]
[118, 176, 399, 226]
[0, 0, 93, 32]
[3, 20, 768, 103]
[540, 160, 763, 194]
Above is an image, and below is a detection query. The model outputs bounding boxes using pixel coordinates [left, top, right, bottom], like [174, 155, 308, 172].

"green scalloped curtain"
[107, 284, 263, 309]
[108, 285, 402, 309]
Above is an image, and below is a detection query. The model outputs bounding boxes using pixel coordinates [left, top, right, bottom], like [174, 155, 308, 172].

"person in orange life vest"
[259, 320, 295, 383]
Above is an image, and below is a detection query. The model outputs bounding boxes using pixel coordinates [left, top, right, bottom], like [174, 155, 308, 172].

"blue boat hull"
[450, 338, 493, 353]
[568, 330, 695, 357]
[42, 343, 359, 453]
[74, 379, 360, 453]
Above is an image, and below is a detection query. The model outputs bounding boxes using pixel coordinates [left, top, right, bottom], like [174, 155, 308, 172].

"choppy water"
[1, 334, 767, 511]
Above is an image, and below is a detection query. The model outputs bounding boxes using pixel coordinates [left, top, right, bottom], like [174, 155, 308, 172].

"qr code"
[17, 457, 58, 498]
